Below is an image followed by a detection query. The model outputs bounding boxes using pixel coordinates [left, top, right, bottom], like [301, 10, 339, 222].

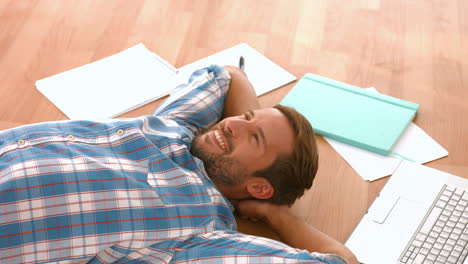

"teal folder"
[280, 74, 419, 155]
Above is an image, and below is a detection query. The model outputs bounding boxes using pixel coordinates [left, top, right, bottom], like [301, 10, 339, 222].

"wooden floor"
[1, 0, 467, 244]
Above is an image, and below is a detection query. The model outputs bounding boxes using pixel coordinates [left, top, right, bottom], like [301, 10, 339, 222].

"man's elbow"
[324, 246, 359, 264]
[223, 65, 247, 78]
[337, 250, 359, 264]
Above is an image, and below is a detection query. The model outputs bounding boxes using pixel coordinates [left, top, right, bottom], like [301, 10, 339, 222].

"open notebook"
[36, 43, 296, 120]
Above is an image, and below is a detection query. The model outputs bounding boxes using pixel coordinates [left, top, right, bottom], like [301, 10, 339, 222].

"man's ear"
[246, 177, 274, 200]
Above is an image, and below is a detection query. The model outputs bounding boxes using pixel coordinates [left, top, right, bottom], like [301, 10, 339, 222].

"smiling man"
[191, 107, 296, 200]
[0, 65, 357, 263]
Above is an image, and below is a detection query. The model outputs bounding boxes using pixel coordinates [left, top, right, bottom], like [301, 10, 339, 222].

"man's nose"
[225, 118, 253, 138]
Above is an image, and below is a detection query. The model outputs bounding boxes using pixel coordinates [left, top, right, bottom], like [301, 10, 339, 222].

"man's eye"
[254, 134, 259, 144]
[244, 114, 250, 120]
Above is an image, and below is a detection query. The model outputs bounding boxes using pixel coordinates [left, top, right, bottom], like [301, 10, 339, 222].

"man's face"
[191, 108, 295, 188]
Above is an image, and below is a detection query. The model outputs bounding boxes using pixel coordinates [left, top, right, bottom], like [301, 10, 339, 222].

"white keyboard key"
[450, 215, 459, 222]
[431, 247, 441, 255]
[462, 192, 468, 201]
[441, 249, 451, 257]
[461, 233, 468, 241]
[445, 226, 454, 233]
[440, 231, 450, 239]
[444, 208, 453, 215]
[440, 214, 449, 222]
[447, 255, 458, 263]
[427, 253, 437, 261]
[443, 243, 454, 252]
[426, 236, 437, 244]
[441, 195, 451, 202]
[453, 228, 463, 236]
[433, 225, 443, 233]
[420, 247, 430, 255]
[413, 254, 426, 264]
[436, 255, 447, 262]
[416, 233, 427, 241]
[413, 240, 423, 247]
[420, 207, 443, 234]
[452, 249, 461, 259]
[447, 238, 456, 246]
[422, 242, 432, 250]
[436, 200, 447, 208]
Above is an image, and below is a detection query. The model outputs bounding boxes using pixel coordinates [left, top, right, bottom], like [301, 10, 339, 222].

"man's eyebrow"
[249, 110, 267, 148]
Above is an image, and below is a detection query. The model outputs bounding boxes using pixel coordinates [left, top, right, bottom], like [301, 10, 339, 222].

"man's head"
[191, 105, 318, 205]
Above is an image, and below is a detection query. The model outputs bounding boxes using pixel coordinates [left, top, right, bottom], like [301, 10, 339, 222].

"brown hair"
[254, 105, 318, 205]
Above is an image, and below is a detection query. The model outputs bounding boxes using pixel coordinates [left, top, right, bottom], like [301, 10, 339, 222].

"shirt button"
[67, 135, 75, 140]
[17, 139, 26, 146]
[117, 129, 124, 136]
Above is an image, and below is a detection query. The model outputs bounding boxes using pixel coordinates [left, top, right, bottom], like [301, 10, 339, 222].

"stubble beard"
[191, 130, 247, 187]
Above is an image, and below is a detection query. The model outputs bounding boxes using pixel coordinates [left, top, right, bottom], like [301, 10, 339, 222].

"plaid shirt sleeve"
[168, 230, 348, 264]
[153, 65, 231, 135]
[112, 230, 348, 264]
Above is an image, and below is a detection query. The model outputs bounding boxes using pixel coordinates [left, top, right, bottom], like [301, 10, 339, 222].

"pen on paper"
[239, 56, 244, 71]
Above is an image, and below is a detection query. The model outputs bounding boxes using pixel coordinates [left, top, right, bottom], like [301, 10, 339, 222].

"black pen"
[239, 56, 245, 71]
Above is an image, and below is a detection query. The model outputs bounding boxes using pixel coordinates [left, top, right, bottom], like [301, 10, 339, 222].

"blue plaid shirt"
[0, 65, 346, 263]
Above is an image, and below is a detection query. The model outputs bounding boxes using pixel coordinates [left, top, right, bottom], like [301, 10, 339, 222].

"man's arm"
[237, 200, 359, 264]
[222, 66, 260, 118]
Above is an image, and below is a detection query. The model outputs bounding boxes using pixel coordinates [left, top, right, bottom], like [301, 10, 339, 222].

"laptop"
[346, 161, 468, 264]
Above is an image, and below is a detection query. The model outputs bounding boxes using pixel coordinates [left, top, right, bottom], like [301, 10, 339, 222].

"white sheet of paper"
[36, 44, 179, 119]
[325, 87, 448, 181]
[37, 43, 296, 119]
[177, 43, 296, 96]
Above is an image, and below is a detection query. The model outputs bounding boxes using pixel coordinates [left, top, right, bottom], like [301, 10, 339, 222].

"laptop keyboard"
[400, 185, 468, 264]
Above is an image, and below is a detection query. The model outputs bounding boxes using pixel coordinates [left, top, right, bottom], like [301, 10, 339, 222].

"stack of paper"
[36, 43, 296, 120]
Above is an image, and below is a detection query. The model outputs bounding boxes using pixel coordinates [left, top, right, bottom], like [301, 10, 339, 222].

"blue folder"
[280, 74, 419, 156]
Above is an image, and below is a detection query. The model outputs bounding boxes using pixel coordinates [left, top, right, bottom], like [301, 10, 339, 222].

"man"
[0, 65, 358, 263]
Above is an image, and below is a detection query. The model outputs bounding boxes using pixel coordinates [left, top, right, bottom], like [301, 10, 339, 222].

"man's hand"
[235, 200, 359, 264]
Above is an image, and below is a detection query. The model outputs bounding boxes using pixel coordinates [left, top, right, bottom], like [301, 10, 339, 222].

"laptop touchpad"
[368, 193, 400, 224]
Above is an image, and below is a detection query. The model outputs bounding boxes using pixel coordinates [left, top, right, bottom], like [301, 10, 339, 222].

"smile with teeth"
[214, 129, 227, 151]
